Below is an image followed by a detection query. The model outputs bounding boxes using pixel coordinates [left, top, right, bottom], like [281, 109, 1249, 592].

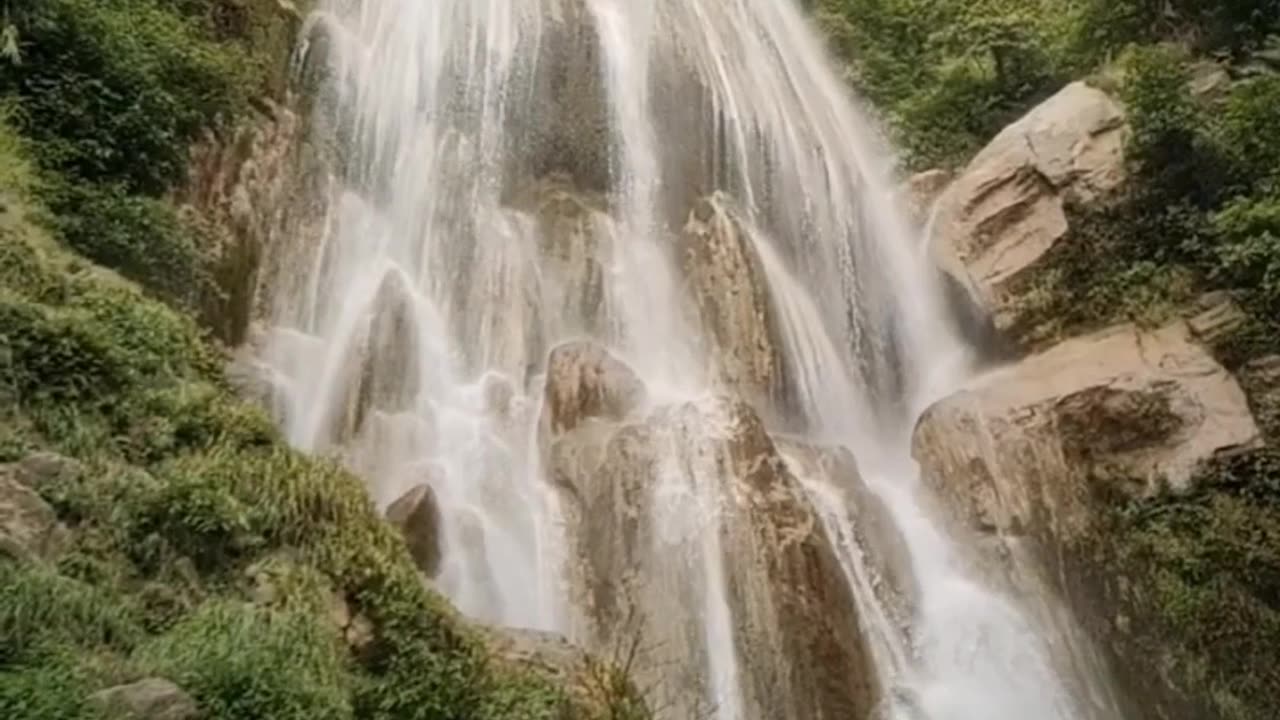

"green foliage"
[0, 563, 142, 668]
[43, 181, 215, 310]
[1093, 448, 1280, 720]
[136, 601, 352, 720]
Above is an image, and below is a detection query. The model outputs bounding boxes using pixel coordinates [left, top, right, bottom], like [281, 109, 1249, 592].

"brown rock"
[548, 395, 878, 720]
[913, 319, 1262, 542]
[88, 678, 198, 720]
[543, 341, 646, 436]
[386, 484, 443, 578]
[679, 196, 789, 414]
[0, 471, 67, 562]
[930, 82, 1128, 341]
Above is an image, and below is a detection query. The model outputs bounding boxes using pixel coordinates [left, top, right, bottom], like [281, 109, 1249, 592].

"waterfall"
[256, 1, 1119, 718]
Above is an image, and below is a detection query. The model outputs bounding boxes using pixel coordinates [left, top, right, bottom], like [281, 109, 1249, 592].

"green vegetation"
[0, 3, 643, 718]
[815, 0, 1280, 169]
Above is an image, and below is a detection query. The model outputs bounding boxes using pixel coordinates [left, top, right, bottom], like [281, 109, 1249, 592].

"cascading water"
[253, 0, 1122, 718]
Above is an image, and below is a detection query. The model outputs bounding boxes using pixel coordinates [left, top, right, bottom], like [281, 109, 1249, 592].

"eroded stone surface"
[386, 483, 443, 578]
[0, 469, 67, 563]
[930, 82, 1128, 341]
[914, 320, 1261, 542]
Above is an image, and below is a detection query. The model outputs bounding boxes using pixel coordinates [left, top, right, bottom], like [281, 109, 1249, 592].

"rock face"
[386, 484, 443, 578]
[0, 465, 67, 562]
[543, 341, 646, 435]
[182, 97, 306, 346]
[914, 320, 1260, 543]
[679, 196, 789, 417]
[913, 318, 1262, 720]
[88, 678, 198, 720]
[930, 82, 1128, 340]
[542, 343, 878, 719]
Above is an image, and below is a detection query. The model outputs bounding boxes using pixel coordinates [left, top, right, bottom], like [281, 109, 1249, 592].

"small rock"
[1186, 291, 1246, 345]
[10, 452, 83, 492]
[543, 341, 646, 435]
[88, 678, 198, 720]
[386, 484, 442, 577]
[0, 474, 67, 562]
[345, 613, 375, 658]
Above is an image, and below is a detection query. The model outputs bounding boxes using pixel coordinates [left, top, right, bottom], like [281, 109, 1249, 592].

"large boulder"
[930, 82, 1128, 343]
[543, 347, 879, 720]
[88, 678, 198, 720]
[914, 319, 1260, 543]
[0, 468, 67, 563]
[913, 319, 1263, 720]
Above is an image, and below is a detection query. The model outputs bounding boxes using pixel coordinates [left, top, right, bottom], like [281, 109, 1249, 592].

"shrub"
[136, 601, 353, 720]
[44, 182, 215, 311]
[8, 0, 254, 193]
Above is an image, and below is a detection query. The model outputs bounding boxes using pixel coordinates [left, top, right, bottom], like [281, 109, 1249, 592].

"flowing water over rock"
[253, 1, 1124, 718]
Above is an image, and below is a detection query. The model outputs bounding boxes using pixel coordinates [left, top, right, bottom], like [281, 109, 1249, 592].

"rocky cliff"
[918, 79, 1280, 720]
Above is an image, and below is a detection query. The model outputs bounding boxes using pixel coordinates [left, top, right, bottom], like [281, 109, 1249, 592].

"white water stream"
[254, 1, 1120, 718]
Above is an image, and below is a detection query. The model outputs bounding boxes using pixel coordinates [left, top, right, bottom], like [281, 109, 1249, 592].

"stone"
[913, 319, 1261, 543]
[0, 472, 67, 562]
[930, 82, 1128, 341]
[543, 341, 646, 436]
[902, 168, 954, 223]
[547, 393, 879, 720]
[88, 678, 198, 720]
[386, 483, 443, 578]
[679, 195, 789, 415]
[1184, 291, 1247, 345]
[9, 452, 83, 492]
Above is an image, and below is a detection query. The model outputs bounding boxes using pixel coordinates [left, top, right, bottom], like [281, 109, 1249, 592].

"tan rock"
[386, 483, 443, 578]
[543, 341, 646, 436]
[548, 391, 878, 719]
[913, 320, 1261, 543]
[88, 678, 198, 720]
[903, 168, 954, 223]
[930, 82, 1128, 340]
[0, 471, 67, 562]
[679, 196, 788, 414]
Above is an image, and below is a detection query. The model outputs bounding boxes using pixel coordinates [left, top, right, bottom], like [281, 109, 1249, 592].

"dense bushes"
[816, 0, 1280, 168]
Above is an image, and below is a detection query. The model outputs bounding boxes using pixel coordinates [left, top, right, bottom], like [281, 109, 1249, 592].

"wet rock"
[386, 483, 443, 578]
[548, 394, 879, 720]
[930, 82, 1128, 343]
[778, 440, 918, 632]
[88, 678, 198, 720]
[679, 196, 789, 415]
[902, 168, 954, 223]
[913, 319, 1261, 542]
[543, 341, 646, 436]
[531, 179, 612, 336]
[1184, 291, 1247, 345]
[0, 470, 67, 562]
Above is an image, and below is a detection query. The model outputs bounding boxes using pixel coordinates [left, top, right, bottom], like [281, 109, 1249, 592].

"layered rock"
[913, 318, 1262, 719]
[914, 320, 1260, 540]
[182, 97, 307, 346]
[543, 341, 878, 719]
[679, 196, 790, 417]
[929, 82, 1129, 342]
